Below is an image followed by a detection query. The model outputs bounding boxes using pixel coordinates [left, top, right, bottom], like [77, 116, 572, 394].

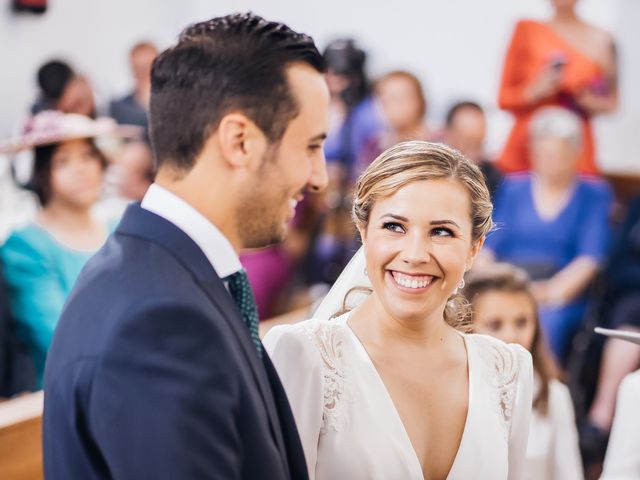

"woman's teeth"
[391, 271, 433, 289]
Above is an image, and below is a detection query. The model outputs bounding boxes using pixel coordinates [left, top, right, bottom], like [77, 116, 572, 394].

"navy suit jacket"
[43, 204, 308, 479]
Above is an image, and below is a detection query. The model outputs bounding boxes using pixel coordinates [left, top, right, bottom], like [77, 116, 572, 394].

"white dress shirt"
[141, 183, 242, 279]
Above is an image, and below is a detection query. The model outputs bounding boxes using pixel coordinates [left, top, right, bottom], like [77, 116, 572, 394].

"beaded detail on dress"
[303, 320, 353, 432]
[472, 334, 521, 439]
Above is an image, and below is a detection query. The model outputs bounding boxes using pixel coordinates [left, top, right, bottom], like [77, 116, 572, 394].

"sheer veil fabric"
[311, 246, 369, 321]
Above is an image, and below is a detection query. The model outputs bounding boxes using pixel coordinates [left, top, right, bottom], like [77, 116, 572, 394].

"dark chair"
[0, 261, 36, 397]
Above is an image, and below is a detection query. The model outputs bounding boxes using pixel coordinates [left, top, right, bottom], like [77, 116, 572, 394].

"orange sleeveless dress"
[497, 20, 608, 175]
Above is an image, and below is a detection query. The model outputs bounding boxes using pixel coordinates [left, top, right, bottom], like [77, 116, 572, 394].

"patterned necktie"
[226, 269, 262, 357]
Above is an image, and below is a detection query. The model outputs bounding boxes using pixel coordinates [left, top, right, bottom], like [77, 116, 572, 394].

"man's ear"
[216, 112, 266, 169]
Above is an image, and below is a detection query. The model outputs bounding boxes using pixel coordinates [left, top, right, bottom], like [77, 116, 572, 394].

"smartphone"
[548, 52, 568, 73]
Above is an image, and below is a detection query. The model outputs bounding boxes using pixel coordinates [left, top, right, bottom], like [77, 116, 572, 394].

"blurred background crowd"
[0, 1, 639, 479]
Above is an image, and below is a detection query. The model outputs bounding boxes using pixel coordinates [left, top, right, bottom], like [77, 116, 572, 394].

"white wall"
[0, 0, 637, 171]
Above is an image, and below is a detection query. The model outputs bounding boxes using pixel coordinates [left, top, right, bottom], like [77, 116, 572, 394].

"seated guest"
[111, 140, 154, 201]
[322, 38, 381, 179]
[109, 41, 158, 134]
[32, 60, 97, 118]
[466, 264, 584, 480]
[357, 70, 434, 176]
[482, 106, 612, 364]
[0, 261, 36, 396]
[584, 195, 640, 443]
[443, 100, 502, 199]
[0, 111, 124, 386]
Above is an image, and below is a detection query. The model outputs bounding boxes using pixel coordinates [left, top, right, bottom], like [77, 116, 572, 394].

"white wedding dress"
[264, 311, 533, 480]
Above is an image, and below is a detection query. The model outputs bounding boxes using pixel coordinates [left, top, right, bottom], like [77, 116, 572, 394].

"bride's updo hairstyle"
[352, 140, 493, 330]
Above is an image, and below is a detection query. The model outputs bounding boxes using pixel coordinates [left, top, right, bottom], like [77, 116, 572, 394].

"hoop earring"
[458, 278, 465, 290]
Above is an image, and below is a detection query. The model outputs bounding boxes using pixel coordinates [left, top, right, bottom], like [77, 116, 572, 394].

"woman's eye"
[382, 222, 405, 233]
[432, 227, 454, 237]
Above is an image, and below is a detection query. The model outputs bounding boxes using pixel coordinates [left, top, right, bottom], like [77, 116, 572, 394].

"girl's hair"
[29, 139, 107, 207]
[463, 264, 559, 414]
[345, 141, 493, 330]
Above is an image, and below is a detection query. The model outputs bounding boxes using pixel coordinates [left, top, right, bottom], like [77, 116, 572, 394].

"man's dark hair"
[37, 60, 74, 103]
[445, 100, 484, 127]
[323, 38, 369, 109]
[149, 12, 326, 172]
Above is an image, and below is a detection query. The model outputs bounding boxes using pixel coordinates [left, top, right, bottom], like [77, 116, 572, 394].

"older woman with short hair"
[483, 106, 612, 364]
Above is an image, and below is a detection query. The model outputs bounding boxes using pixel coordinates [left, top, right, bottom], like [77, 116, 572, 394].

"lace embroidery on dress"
[473, 335, 520, 439]
[302, 320, 353, 432]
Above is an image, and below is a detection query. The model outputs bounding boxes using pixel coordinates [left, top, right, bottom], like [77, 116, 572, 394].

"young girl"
[465, 264, 584, 480]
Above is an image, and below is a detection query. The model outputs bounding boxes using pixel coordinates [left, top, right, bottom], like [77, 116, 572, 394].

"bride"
[263, 141, 533, 480]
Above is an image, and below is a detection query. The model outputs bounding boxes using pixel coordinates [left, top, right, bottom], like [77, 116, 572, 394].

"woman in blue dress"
[482, 106, 612, 364]
[0, 111, 125, 386]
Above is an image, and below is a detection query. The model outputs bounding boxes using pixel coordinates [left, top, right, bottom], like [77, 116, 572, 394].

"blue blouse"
[0, 223, 110, 387]
[485, 175, 612, 278]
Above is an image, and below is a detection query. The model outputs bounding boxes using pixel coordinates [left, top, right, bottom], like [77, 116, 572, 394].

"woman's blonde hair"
[349, 141, 493, 330]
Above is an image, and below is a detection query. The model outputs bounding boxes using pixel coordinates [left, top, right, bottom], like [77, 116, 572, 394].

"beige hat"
[0, 110, 141, 155]
[595, 327, 640, 345]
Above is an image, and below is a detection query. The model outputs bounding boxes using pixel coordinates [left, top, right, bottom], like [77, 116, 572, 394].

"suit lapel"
[116, 205, 290, 473]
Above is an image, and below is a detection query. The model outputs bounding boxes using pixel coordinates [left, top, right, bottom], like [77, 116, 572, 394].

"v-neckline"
[529, 176, 578, 223]
[340, 313, 473, 480]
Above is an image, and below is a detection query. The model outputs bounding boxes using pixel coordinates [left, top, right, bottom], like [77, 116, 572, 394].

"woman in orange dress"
[497, 0, 618, 175]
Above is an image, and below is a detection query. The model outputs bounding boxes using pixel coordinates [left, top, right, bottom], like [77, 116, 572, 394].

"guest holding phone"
[497, 0, 618, 175]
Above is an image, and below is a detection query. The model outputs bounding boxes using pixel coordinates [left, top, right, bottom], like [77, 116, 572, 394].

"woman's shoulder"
[263, 314, 352, 364]
[465, 332, 533, 379]
[497, 174, 532, 198]
[465, 333, 533, 432]
[511, 19, 546, 37]
[1, 223, 54, 259]
[580, 20, 615, 46]
[577, 176, 613, 200]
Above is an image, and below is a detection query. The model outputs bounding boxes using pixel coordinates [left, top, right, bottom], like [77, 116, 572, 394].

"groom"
[43, 13, 329, 479]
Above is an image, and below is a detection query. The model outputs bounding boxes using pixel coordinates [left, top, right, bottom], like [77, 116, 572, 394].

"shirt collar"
[141, 183, 242, 279]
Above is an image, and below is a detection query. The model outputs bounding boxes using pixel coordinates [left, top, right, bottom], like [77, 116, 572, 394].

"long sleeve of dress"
[264, 323, 325, 480]
[0, 233, 66, 376]
[498, 21, 534, 112]
[549, 381, 584, 480]
[508, 344, 534, 480]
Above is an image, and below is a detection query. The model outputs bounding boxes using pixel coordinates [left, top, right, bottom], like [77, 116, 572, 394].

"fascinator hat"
[0, 110, 141, 155]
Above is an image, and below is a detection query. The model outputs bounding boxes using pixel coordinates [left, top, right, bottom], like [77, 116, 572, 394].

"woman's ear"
[466, 237, 485, 272]
[357, 225, 367, 246]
